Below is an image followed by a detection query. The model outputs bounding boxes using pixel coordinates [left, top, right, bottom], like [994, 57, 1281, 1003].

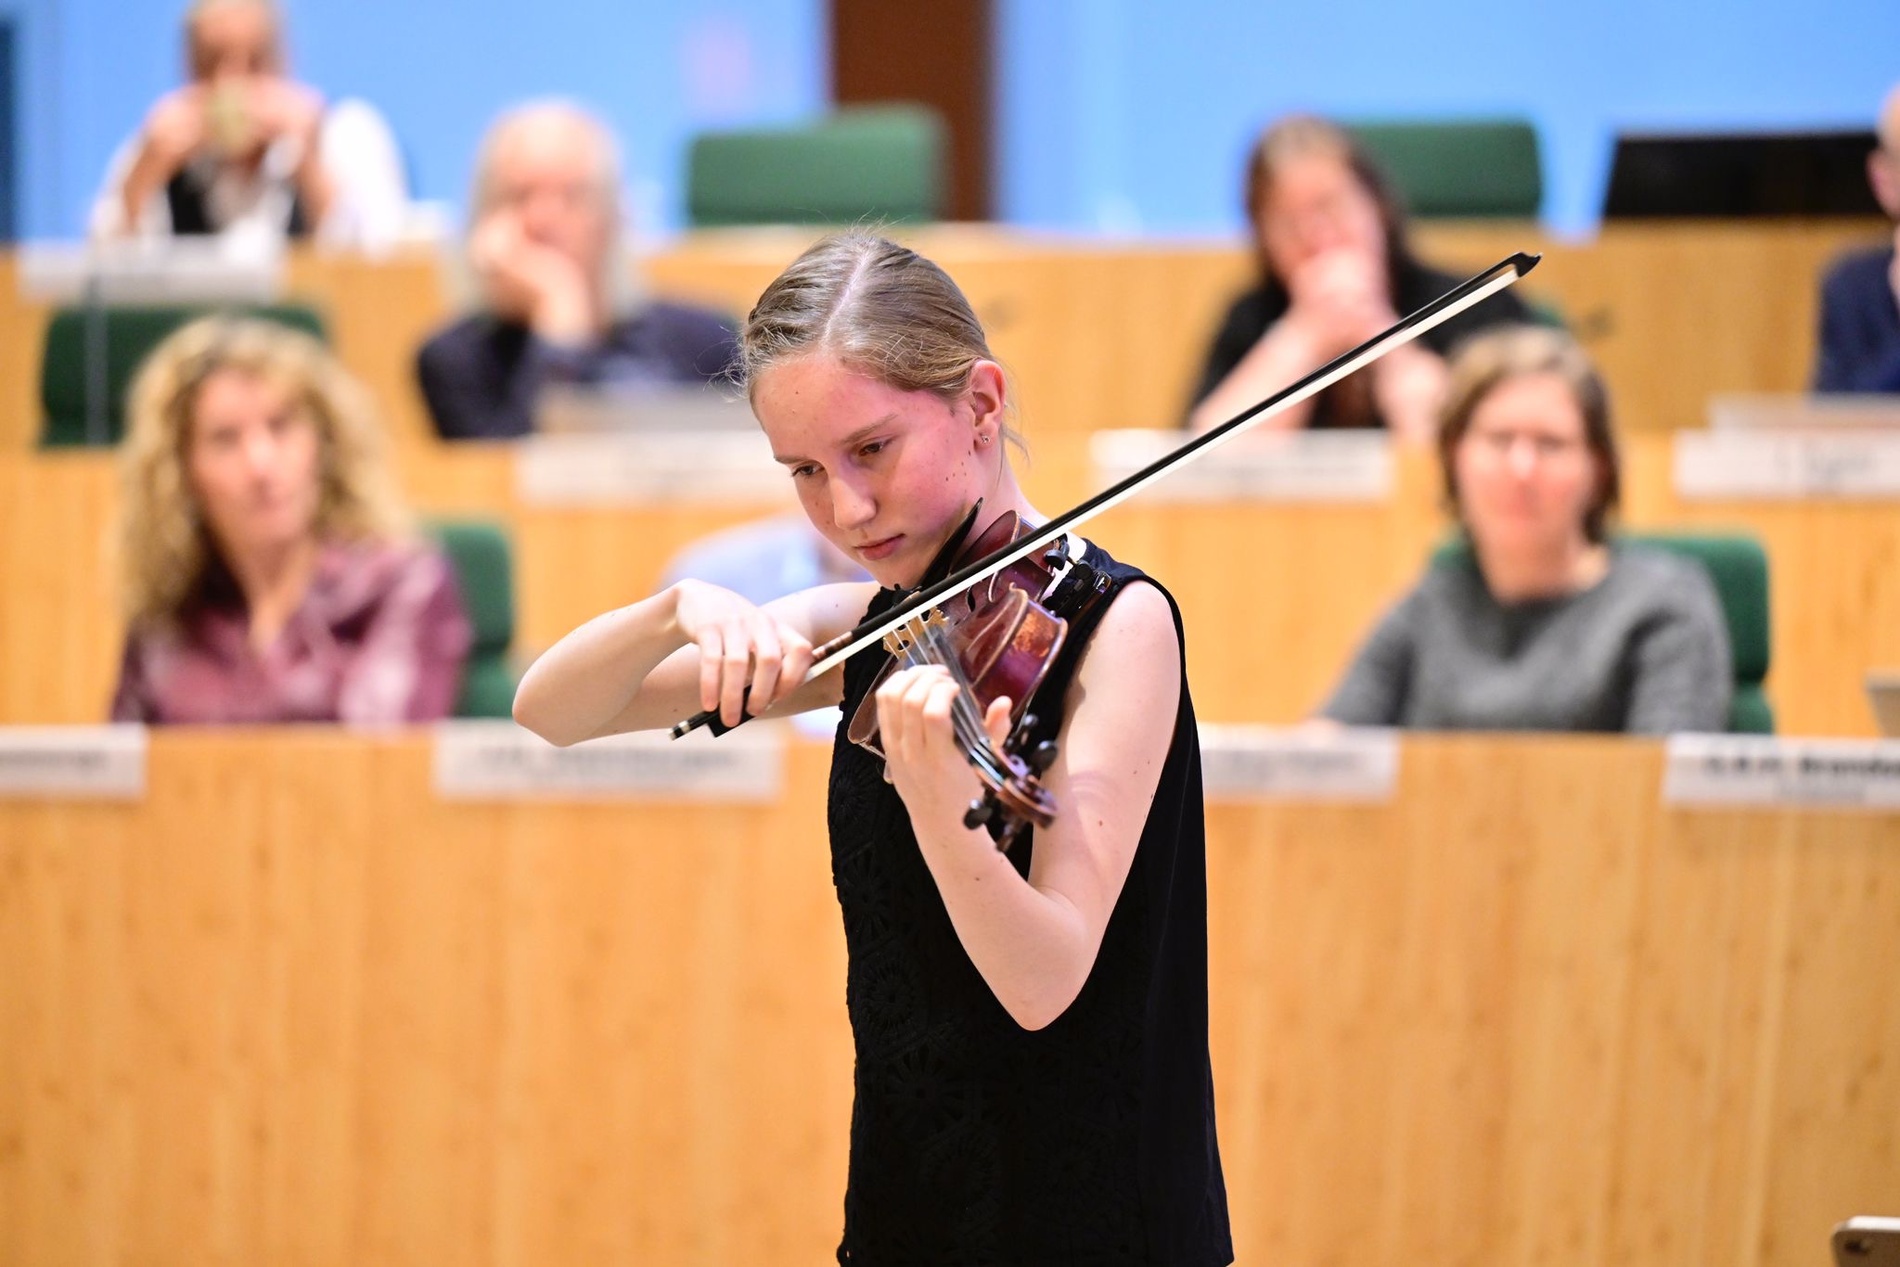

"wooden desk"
[1, 220, 1884, 453]
[2, 732, 1893, 1266]
[3, 435, 1894, 735]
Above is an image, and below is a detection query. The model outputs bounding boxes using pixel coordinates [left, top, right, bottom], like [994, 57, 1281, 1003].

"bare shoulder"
[1083, 580, 1181, 674]
[1069, 579, 1182, 725]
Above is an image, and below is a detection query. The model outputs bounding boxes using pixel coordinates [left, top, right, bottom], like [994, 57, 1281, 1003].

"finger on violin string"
[876, 665, 953, 758]
[983, 695, 1013, 749]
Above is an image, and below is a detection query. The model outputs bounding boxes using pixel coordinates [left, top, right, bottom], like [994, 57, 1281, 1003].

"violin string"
[921, 619, 996, 750]
[902, 614, 1009, 783]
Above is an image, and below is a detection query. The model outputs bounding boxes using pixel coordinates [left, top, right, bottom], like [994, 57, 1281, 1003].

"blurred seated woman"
[112, 317, 471, 723]
[1188, 114, 1534, 441]
[1319, 327, 1732, 733]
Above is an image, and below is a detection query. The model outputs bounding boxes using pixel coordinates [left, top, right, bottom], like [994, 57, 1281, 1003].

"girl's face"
[185, 367, 323, 562]
[1453, 371, 1603, 557]
[752, 353, 1002, 589]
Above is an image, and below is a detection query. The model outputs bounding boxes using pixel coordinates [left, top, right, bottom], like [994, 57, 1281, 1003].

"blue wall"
[997, 0, 1900, 238]
[7, 0, 826, 240]
[7, 0, 1899, 240]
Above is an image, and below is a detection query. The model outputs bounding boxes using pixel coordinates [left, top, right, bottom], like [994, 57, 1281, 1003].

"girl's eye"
[790, 464, 819, 480]
[858, 440, 887, 459]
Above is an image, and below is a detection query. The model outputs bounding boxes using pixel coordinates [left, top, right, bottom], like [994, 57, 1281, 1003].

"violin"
[843, 506, 1114, 849]
[670, 252, 1542, 841]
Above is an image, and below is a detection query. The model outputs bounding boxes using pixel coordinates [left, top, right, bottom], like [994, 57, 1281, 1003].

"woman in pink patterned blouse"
[111, 316, 471, 724]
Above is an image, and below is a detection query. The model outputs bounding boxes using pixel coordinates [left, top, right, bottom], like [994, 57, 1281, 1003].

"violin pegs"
[963, 796, 998, 830]
[1027, 740, 1059, 775]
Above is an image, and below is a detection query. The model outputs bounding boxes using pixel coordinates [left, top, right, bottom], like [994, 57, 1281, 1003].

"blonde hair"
[117, 316, 410, 630]
[742, 231, 1020, 443]
[1437, 325, 1621, 543]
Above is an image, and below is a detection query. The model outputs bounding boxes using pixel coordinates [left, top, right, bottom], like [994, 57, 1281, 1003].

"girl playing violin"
[514, 232, 1232, 1267]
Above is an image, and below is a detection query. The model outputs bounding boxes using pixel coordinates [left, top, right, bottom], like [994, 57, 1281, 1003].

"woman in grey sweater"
[1322, 327, 1732, 734]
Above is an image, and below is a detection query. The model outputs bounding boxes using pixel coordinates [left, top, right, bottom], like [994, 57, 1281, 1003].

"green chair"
[1434, 532, 1772, 733]
[39, 302, 329, 448]
[685, 104, 945, 228]
[1345, 119, 1542, 219]
[1622, 533, 1772, 734]
[428, 518, 518, 719]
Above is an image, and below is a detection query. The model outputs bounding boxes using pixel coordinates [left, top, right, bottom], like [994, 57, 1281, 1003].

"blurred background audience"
[1320, 326, 1731, 733]
[1813, 83, 1900, 394]
[1187, 115, 1537, 440]
[111, 316, 469, 723]
[415, 100, 739, 440]
[89, 0, 408, 250]
[659, 513, 867, 607]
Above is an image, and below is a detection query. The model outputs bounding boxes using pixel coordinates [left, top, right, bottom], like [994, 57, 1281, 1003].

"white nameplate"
[432, 719, 785, 801]
[16, 238, 283, 302]
[1674, 430, 1900, 499]
[0, 726, 148, 799]
[515, 434, 795, 506]
[1198, 724, 1399, 802]
[1708, 392, 1900, 432]
[1663, 734, 1900, 811]
[1091, 429, 1391, 503]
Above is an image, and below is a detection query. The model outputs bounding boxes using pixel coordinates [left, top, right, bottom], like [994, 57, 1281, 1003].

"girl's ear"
[966, 359, 1007, 446]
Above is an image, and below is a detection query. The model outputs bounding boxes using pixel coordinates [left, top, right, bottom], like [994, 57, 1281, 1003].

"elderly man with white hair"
[1813, 84, 1900, 393]
[91, 0, 406, 248]
[415, 101, 739, 440]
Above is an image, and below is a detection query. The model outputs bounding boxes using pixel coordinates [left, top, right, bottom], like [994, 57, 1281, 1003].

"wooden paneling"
[1621, 454, 1900, 736]
[2, 733, 1895, 1266]
[5, 434, 1895, 735]
[641, 219, 1884, 440]
[0, 222, 1882, 453]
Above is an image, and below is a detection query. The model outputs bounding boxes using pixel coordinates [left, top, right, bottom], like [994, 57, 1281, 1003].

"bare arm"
[513, 579, 877, 746]
[874, 580, 1182, 1030]
[112, 88, 208, 237]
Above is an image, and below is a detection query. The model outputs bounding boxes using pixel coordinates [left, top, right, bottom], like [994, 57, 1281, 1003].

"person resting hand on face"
[415, 100, 739, 440]
[91, 0, 407, 249]
[1188, 114, 1536, 443]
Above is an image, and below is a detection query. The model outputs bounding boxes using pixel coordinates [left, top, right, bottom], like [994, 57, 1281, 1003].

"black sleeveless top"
[828, 539, 1232, 1266]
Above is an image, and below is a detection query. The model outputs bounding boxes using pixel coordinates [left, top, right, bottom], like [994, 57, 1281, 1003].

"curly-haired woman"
[111, 316, 470, 723]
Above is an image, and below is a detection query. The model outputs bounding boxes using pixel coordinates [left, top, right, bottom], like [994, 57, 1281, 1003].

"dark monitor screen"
[1604, 130, 1885, 218]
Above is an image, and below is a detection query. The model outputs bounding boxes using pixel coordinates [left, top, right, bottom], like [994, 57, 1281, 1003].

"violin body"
[847, 509, 1109, 847]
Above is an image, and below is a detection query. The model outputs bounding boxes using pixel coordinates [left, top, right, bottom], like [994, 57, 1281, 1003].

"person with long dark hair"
[1188, 114, 1534, 441]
